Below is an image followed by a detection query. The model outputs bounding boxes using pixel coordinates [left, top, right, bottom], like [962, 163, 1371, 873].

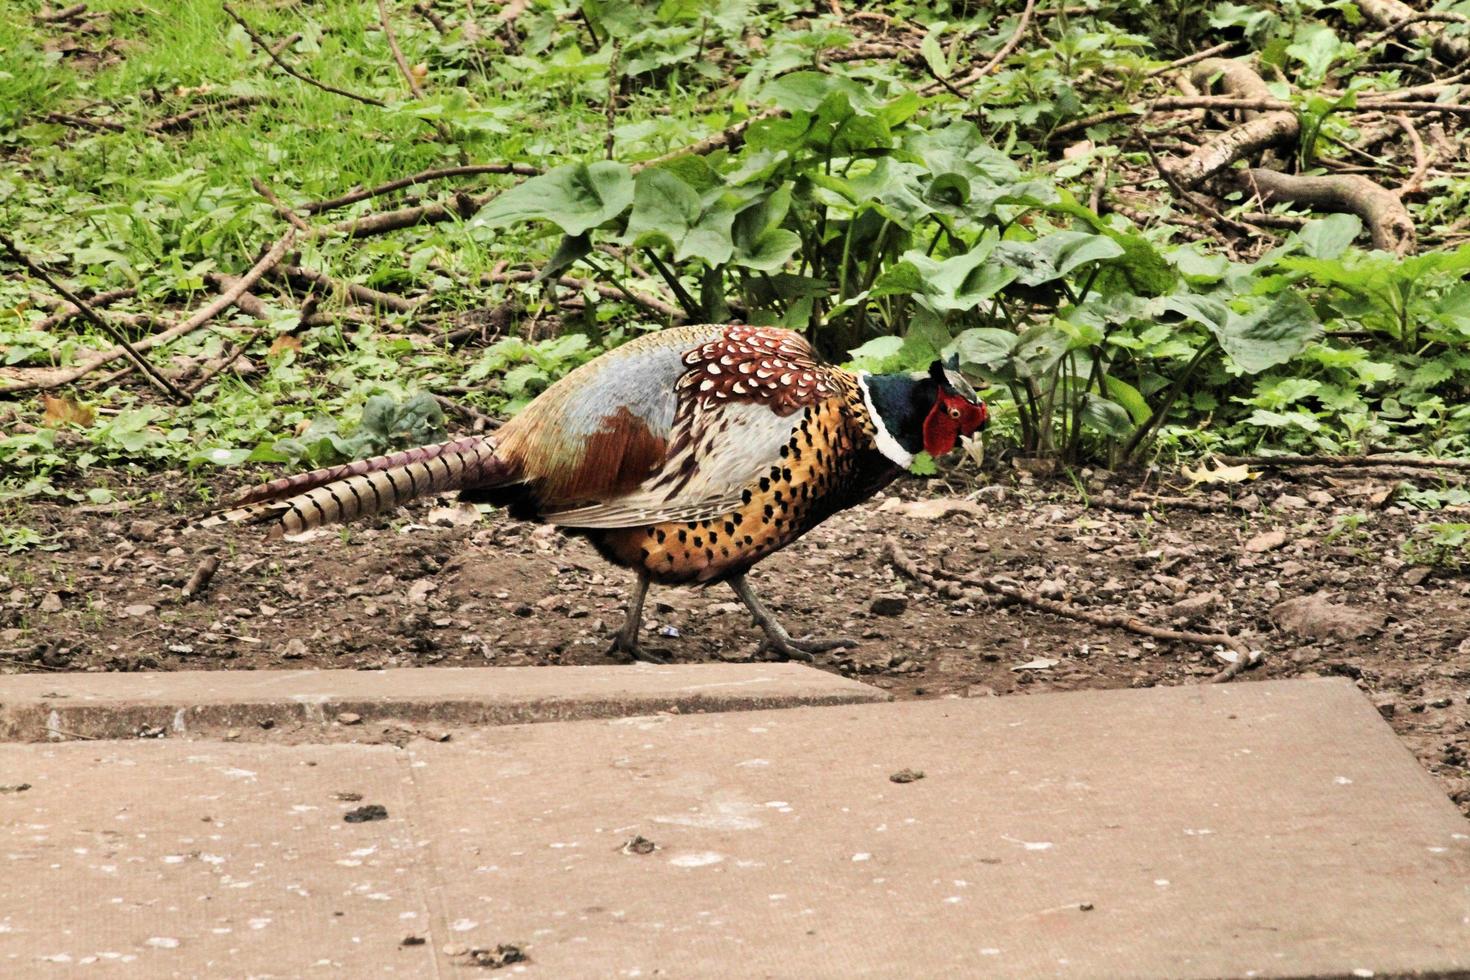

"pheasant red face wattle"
[922, 390, 988, 457]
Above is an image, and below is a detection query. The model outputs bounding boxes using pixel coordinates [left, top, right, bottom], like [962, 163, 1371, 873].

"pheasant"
[212, 324, 988, 661]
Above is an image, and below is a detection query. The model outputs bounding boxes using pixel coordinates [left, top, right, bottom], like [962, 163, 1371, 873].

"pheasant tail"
[198, 436, 511, 538]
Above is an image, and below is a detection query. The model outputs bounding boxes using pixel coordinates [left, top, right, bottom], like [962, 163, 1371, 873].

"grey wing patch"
[545, 401, 800, 529]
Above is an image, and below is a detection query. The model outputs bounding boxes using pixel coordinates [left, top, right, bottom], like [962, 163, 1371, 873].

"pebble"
[39, 593, 63, 614]
[1243, 529, 1287, 553]
[122, 603, 156, 618]
[338, 712, 362, 725]
[869, 596, 908, 617]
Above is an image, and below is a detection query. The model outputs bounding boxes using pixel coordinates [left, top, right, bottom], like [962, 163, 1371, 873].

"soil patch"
[3, 467, 1468, 815]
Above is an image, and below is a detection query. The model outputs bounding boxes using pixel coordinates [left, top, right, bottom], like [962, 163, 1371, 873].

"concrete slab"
[0, 678, 1465, 978]
[0, 663, 887, 741]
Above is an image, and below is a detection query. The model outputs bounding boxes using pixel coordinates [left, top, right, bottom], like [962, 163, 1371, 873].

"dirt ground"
[4, 465, 1469, 817]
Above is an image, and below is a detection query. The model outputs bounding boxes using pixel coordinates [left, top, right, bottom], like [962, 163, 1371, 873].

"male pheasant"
[213, 324, 987, 661]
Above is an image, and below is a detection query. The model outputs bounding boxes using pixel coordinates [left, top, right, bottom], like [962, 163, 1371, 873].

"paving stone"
[0, 664, 887, 741]
[0, 678, 1464, 977]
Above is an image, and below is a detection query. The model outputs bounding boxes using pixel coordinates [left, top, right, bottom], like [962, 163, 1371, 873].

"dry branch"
[0, 230, 296, 396]
[302, 164, 539, 215]
[1238, 168, 1415, 255]
[884, 536, 1263, 681]
[30, 287, 137, 331]
[484, 270, 683, 320]
[148, 94, 266, 133]
[1218, 453, 1470, 472]
[1, 236, 186, 403]
[1170, 60, 1297, 187]
[223, 3, 387, 107]
[1357, 0, 1470, 66]
[631, 108, 784, 173]
[275, 264, 418, 313]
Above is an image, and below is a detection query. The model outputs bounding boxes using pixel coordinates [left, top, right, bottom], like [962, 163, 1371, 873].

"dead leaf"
[268, 335, 302, 357]
[877, 498, 985, 520]
[1182, 458, 1257, 485]
[1011, 657, 1059, 671]
[41, 394, 95, 428]
[1243, 529, 1288, 553]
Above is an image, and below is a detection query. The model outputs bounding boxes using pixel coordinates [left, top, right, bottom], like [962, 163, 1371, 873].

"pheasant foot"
[608, 572, 669, 664]
[729, 573, 856, 663]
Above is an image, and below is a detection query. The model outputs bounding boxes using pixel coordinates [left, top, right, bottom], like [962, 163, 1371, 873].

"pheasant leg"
[728, 574, 857, 662]
[608, 573, 670, 664]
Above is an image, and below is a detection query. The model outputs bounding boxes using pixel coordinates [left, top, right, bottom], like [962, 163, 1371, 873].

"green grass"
[4, 0, 1470, 536]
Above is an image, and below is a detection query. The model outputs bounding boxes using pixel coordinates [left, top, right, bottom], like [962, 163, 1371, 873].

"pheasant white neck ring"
[856, 372, 915, 468]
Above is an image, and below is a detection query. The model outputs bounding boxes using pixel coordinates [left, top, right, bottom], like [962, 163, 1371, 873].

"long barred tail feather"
[197, 436, 511, 538]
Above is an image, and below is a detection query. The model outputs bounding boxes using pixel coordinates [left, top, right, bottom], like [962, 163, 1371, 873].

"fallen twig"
[0, 235, 188, 403]
[484, 270, 683, 320]
[223, 3, 387, 107]
[35, 4, 86, 23]
[884, 536, 1263, 681]
[1239, 168, 1415, 255]
[250, 177, 313, 233]
[276, 264, 418, 313]
[180, 555, 221, 599]
[1395, 114, 1430, 196]
[1356, 0, 1469, 65]
[148, 94, 266, 133]
[1217, 453, 1470, 472]
[631, 108, 784, 173]
[30, 287, 137, 331]
[1, 230, 295, 395]
[432, 394, 501, 429]
[300, 164, 538, 215]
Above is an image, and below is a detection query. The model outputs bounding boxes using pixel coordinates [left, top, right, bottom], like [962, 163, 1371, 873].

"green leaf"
[1217, 292, 1323, 374]
[473, 162, 634, 236]
[1080, 394, 1133, 437]
[625, 169, 734, 265]
[1299, 214, 1361, 259]
[847, 335, 905, 373]
[1103, 375, 1152, 425]
[908, 451, 938, 476]
[993, 231, 1124, 286]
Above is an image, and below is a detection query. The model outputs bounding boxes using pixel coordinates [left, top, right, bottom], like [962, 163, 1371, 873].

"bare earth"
[4, 466, 1468, 816]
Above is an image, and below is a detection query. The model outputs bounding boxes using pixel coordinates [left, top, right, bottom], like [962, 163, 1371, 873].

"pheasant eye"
[948, 407, 961, 419]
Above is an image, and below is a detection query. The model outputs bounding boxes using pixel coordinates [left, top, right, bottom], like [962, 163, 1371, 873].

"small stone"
[122, 603, 156, 618]
[621, 835, 658, 855]
[1271, 592, 1385, 641]
[1404, 566, 1432, 586]
[1306, 490, 1333, 506]
[38, 593, 63, 614]
[1244, 529, 1288, 553]
[1167, 591, 1222, 620]
[281, 638, 308, 660]
[1236, 493, 1262, 513]
[1079, 902, 1095, 912]
[401, 936, 426, 947]
[869, 596, 908, 617]
[889, 769, 925, 784]
[334, 791, 363, 802]
[343, 804, 388, 823]
[965, 684, 997, 698]
[512, 603, 534, 617]
[126, 519, 161, 542]
[1276, 494, 1309, 510]
[337, 712, 362, 726]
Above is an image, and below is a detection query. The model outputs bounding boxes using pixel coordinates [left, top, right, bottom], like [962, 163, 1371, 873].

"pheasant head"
[859, 356, 988, 467]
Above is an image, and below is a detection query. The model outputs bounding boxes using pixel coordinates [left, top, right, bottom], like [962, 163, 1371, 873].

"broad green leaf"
[1217, 292, 1323, 374]
[847, 335, 905, 373]
[625, 169, 734, 265]
[993, 231, 1124, 286]
[1103, 375, 1152, 424]
[1299, 214, 1361, 259]
[1080, 394, 1133, 437]
[474, 162, 633, 236]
